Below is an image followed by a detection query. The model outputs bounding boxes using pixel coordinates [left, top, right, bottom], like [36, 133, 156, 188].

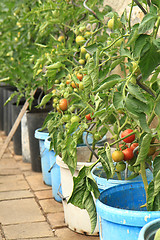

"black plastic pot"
[26, 107, 51, 172]
[11, 101, 25, 155]
[2, 85, 17, 135]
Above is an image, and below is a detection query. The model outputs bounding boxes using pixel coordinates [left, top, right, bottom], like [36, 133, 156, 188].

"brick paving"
[0, 131, 99, 240]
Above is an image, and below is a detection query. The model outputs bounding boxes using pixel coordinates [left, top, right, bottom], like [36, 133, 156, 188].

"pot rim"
[138, 218, 160, 239]
[96, 182, 160, 227]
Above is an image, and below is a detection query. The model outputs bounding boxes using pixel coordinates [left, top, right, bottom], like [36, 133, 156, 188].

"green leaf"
[46, 62, 64, 70]
[138, 13, 157, 34]
[133, 34, 150, 59]
[85, 43, 101, 55]
[134, 133, 152, 166]
[37, 93, 52, 107]
[147, 181, 155, 210]
[138, 113, 151, 132]
[127, 83, 147, 103]
[139, 43, 160, 80]
[113, 91, 124, 109]
[68, 165, 100, 233]
[155, 99, 160, 116]
[151, 0, 160, 8]
[93, 74, 121, 92]
[125, 95, 149, 116]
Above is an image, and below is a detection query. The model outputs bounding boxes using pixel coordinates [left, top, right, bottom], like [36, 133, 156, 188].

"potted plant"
[65, 0, 160, 237]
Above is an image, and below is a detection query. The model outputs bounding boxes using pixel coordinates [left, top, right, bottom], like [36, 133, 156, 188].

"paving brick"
[3, 221, 54, 240]
[25, 173, 51, 191]
[47, 212, 67, 228]
[0, 198, 45, 225]
[0, 168, 21, 175]
[35, 189, 53, 200]
[39, 199, 63, 214]
[0, 190, 34, 201]
[55, 228, 99, 240]
[0, 175, 29, 191]
[17, 161, 32, 171]
[0, 157, 18, 169]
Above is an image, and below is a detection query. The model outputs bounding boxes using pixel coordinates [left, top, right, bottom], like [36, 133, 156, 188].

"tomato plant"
[121, 129, 135, 143]
[116, 162, 126, 172]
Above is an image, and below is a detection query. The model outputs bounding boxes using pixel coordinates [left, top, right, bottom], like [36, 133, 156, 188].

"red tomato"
[85, 113, 93, 120]
[130, 143, 139, 151]
[59, 98, 68, 111]
[121, 129, 135, 143]
[122, 148, 134, 161]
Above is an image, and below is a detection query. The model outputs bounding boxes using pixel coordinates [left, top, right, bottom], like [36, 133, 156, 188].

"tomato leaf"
[133, 34, 150, 59]
[113, 91, 124, 109]
[127, 83, 147, 103]
[68, 165, 100, 233]
[139, 43, 160, 80]
[155, 99, 160, 116]
[98, 147, 115, 179]
[138, 13, 157, 34]
[93, 74, 121, 92]
[151, 0, 160, 8]
[37, 93, 52, 107]
[125, 95, 149, 115]
[134, 133, 152, 166]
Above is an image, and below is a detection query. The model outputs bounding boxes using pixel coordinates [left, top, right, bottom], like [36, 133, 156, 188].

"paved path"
[0, 131, 99, 240]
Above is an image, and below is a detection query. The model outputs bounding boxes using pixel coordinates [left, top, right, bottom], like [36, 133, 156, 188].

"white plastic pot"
[56, 146, 99, 236]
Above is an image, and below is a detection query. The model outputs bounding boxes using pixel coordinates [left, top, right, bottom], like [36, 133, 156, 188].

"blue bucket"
[92, 164, 153, 193]
[44, 137, 62, 202]
[34, 129, 51, 186]
[96, 182, 160, 240]
[138, 218, 160, 240]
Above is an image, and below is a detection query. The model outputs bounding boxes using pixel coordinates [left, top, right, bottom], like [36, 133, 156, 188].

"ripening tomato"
[122, 148, 134, 161]
[71, 81, 79, 88]
[112, 150, 124, 162]
[76, 73, 83, 81]
[59, 98, 68, 111]
[121, 129, 135, 143]
[85, 113, 93, 120]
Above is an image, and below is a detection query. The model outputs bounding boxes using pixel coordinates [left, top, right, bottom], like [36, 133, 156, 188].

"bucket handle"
[57, 184, 69, 201]
[48, 162, 56, 173]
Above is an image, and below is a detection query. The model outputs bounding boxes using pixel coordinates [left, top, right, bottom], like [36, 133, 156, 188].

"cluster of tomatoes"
[112, 129, 137, 163]
[54, 71, 94, 122]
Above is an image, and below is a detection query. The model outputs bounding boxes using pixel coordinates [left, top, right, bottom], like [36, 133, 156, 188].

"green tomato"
[70, 115, 80, 123]
[128, 165, 134, 172]
[108, 18, 114, 29]
[62, 114, 71, 122]
[94, 133, 102, 141]
[116, 162, 126, 172]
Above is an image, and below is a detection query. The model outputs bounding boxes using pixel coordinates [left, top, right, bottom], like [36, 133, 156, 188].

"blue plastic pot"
[92, 164, 153, 193]
[96, 182, 160, 240]
[138, 218, 160, 240]
[44, 137, 62, 202]
[34, 129, 51, 186]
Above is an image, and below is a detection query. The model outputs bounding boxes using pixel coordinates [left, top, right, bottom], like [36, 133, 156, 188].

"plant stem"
[153, 16, 160, 39]
[109, 130, 137, 147]
[128, 1, 134, 31]
[140, 161, 148, 201]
